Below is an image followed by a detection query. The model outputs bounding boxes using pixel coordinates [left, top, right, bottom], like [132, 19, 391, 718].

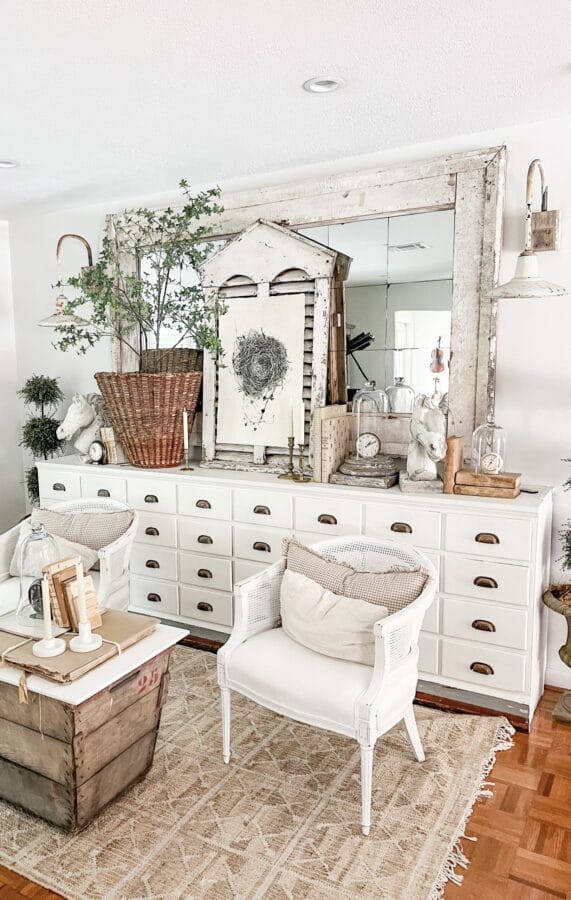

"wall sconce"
[490, 159, 565, 300]
[38, 233, 93, 327]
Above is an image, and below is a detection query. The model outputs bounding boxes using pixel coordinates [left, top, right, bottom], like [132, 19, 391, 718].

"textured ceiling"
[0, 0, 569, 216]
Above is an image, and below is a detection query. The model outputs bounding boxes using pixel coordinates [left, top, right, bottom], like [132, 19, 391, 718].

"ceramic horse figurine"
[406, 394, 447, 482]
[57, 393, 107, 460]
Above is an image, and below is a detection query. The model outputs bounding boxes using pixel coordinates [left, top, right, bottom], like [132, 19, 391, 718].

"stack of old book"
[453, 469, 521, 499]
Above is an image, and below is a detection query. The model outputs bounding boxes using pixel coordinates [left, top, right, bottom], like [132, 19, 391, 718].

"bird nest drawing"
[232, 329, 290, 430]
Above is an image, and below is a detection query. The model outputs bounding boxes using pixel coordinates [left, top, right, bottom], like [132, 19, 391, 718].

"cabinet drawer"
[179, 518, 232, 557]
[445, 513, 532, 561]
[419, 633, 439, 675]
[80, 473, 127, 503]
[180, 586, 233, 628]
[233, 559, 267, 584]
[233, 489, 293, 528]
[39, 470, 81, 502]
[441, 639, 526, 693]
[444, 557, 529, 606]
[442, 597, 528, 651]
[180, 552, 232, 592]
[364, 504, 441, 549]
[295, 496, 361, 536]
[234, 524, 289, 564]
[131, 545, 178, 581]
[178, 483, 231, 520]
[128, 479, 177, 515]
[130, 576, 178, 616]
[136, 513, 177, 548]
[423, 596, 440, 634]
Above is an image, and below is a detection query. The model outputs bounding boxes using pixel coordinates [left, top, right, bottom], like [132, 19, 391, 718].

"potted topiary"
[19, 375, 64, 503]
[53, 181, 226, 468]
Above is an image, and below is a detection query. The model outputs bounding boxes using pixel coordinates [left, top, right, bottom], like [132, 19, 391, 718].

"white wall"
[8, 112, 571, 686]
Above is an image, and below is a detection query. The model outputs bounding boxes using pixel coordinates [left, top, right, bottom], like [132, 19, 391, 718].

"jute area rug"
[0, 646, 513, 899]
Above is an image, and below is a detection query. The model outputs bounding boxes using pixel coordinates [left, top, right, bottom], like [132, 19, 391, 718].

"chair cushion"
[31, 507, 134, 552]
[226, 628, 373, 734]
[9, 521, 99, 577]
[282, 538, 428, 614]
[280, 569, 387, 666]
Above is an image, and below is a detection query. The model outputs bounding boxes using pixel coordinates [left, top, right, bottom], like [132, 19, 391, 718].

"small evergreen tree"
[19, 375, 64, 503]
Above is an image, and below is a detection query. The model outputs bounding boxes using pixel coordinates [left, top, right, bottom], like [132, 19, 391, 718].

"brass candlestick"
[294, 443, 311, 483]
[180, 448, 194, 472]
[278, 436, 296, 479]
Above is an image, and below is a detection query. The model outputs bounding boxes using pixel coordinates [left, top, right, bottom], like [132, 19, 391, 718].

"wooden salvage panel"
[0, 755, 75, 830]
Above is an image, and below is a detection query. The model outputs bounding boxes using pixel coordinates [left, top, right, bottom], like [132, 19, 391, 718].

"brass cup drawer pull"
[472, 619, 496, 633]
[145, 526, 159, 537]
[197, 534, 213, 545]
[145, 559, 160, 569]
[52, 482, 66, 492]
[197, 601, 213, 612]
[253, 541, 271, 553]
[473, 575, 499, 589]
[470, 661, 494, 676]
[475, 532, 500, 545]
[254, 504, 271, 515]
[147, 593, 161, 603]
[318, 513, 337, 525]
[197, 568, 213, 579]
[144, 494, 159, 504]
[97, 488, 110, 498]
[196, 499, 211, 509]
[391, 522, 413, 534]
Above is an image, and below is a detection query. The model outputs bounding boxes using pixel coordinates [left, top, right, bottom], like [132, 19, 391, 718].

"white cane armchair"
[217, 536, 436, 836]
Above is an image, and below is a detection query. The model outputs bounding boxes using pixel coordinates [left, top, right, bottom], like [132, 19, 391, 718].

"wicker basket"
[140, 349, 204, 374]
[95, 372, 202, 468]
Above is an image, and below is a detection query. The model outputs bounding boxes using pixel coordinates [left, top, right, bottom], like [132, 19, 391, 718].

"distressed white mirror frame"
[109, 145, 505, 446]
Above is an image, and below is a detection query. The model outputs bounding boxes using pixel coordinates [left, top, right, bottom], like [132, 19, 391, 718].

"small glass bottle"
[15, 524, 60, 633]
[353, 381, 389, 457]
[386, 376, 415, 414]
[472, 417, 507, 475]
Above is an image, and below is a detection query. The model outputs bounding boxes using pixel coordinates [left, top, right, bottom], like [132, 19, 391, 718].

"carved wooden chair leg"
[404, 706, 425, 762]
[221, 687, 231, 764]
[360, 744, 374, 836]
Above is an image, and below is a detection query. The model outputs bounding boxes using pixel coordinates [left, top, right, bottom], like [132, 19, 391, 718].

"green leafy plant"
[560, 458, 571, 569]
[53, 180, 226, 362]
[18, 375, 64, 503]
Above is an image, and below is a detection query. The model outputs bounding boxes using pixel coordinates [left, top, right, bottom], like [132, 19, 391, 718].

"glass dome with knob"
[386, 376, 415, 414]
[15, 523, 60, 634]
[353, 381, 388, 459]
[472, 416, 507, 475]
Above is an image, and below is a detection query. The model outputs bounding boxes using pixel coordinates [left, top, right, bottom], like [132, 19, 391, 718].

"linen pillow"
[9, 520, 99, 577]
[31, 507, 134, 552]
[280, 568, 388, 666]
[282, 538, 429, 614]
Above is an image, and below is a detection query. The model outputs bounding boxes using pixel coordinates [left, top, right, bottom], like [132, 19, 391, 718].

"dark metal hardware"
[144, 494, 158, 504]
[145, 526, 159, 536]
[197, 568, 212, 579]
[52, 482, 66, 491]
[318, 513, 337, 525]
[253, 504, 271, 515]
[197, 601, 213, 612]
[146, 593, 161, 603]
[471, 619, 497, 633]
[97, 488, 110, 497]
[475, 532, 500, 545]
[197, 534, 213, 544]
[473, 575, 498, 589]
[470, 661, 494, 676]
[196, 499, 211, 509]
[145, 559, 160, 569]
[391, 522, 413, 534]
[253, 541, 271, 552]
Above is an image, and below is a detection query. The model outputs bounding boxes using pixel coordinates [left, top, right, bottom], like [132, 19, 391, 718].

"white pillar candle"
[41, 575, 53, 642]
[75, 559, 88, 625]
[288, 397, 294, 438]
[183, 408, 189, 451]
[297, 401, 306, 445]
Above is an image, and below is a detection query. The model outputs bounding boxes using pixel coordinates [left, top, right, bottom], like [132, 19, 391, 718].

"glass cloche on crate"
[353, 381, 388, 459]
[472, 417, 507, 475]
[15, 523, 60, 634]
[386, 376, 415, 414]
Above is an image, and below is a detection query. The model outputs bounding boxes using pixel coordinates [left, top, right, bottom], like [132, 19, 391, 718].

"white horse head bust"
[407, 394, 447, 481]
[57, 392, 105, 458]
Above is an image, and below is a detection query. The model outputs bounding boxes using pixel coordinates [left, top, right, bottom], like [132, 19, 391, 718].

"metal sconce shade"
[490, 250, 566, 300]
[38, 292, 89, 328]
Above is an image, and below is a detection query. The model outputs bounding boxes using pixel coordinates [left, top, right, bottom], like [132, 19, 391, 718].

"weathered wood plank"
[0, 681, 73, 741]
[0, 756, 74, 829]
[0, 719, 73, 784]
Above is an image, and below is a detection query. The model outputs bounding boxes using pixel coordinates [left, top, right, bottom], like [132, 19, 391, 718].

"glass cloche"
[386, 376, 415, 414]
[353, 381, 389, 458]
[15, 523, 60, 633]
[472, 417, 507, 475]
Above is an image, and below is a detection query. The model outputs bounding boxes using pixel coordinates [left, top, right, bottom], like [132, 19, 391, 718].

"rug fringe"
[427, 715, 515, 900]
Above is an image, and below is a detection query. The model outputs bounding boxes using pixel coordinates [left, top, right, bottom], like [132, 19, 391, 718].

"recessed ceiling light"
[302, 76, 345, 93]
[0, 160, 19, 169]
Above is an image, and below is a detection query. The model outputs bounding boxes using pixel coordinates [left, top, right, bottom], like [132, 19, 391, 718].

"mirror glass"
[299, 209, 455, 407]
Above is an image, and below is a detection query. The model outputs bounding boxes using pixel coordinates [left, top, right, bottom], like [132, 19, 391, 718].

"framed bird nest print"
[199, 219, 351, 472]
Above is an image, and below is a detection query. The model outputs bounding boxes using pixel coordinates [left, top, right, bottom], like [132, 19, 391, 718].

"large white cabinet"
[37, 457, 553, 722]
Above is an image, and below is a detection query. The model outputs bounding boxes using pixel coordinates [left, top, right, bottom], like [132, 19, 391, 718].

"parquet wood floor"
[1, 688, 569, 899]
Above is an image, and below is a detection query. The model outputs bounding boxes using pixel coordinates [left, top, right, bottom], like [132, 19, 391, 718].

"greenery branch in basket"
[52, 180, 227, 362]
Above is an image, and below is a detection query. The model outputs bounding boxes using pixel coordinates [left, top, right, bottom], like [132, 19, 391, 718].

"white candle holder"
[32, 636, 66, 658]
[70, 621, 103, 654]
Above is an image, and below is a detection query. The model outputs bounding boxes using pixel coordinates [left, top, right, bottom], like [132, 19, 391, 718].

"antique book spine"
[455, 469, 521, 489]
[443, 436, 464, 494]
[453, 484, 520, 499]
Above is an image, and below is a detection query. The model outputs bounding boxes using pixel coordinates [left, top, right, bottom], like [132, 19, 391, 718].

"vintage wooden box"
[0, 648, 172, 831]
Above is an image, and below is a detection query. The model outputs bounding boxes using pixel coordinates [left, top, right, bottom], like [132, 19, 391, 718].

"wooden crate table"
[0, 623, 187, 831]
